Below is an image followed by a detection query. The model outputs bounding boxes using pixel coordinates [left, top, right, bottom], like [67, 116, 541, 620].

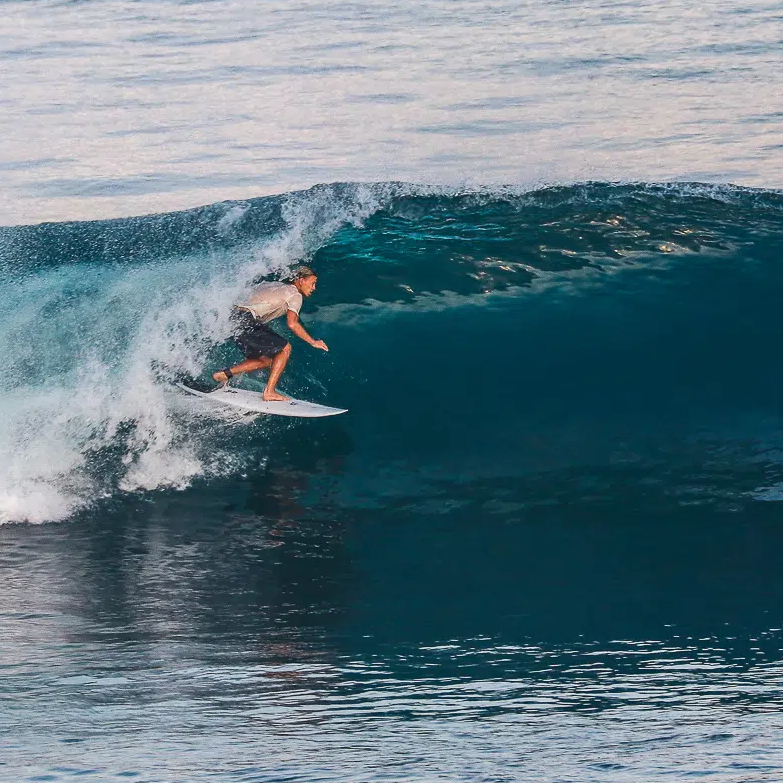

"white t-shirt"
[237, 282, 303, 323]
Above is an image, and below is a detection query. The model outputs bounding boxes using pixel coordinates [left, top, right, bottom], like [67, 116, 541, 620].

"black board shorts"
[231, 310, 288, 359]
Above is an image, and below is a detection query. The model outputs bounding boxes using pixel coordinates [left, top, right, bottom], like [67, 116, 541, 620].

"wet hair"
[291, 265, 316, 280]
[249, 266, 317, 287]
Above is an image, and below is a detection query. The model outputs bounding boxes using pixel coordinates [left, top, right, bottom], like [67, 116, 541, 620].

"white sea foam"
[0, 185, 385, 524]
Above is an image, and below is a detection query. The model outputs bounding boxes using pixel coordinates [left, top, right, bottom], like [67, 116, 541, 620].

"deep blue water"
[3, 182, 783, 781]
[4, 0, 783, 780]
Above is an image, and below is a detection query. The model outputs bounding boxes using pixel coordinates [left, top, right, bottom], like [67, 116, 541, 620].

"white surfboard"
[174, 382, 347, 418]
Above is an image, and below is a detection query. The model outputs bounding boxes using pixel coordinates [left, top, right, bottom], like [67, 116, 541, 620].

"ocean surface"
[3, 2, 783, 782]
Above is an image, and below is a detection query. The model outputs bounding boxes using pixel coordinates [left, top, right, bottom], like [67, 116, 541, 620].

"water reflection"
[4, 441, 783, 778]
[3, 446, 783, 657]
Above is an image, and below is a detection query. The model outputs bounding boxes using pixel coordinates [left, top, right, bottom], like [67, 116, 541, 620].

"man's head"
[291, 265, 318, 297]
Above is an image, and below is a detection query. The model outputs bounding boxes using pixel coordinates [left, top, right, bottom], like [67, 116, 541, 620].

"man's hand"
[287, 310, 329, 351]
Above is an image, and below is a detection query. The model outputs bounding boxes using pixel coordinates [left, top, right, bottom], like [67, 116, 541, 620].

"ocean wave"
[1, 181, 782, 524]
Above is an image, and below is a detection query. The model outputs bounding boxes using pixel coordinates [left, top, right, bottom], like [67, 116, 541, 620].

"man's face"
[299, 275, 317, 297]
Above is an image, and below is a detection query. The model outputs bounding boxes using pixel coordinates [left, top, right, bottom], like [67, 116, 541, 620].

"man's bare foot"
[213, 370, 229, 384]
[263, 389, 290, 402]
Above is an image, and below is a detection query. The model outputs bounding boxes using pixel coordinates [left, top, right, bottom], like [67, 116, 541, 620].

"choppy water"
[3, 1, 783, 782]
[3, 0, 783, 224]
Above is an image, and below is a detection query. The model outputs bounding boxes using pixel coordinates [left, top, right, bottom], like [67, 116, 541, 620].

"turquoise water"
[3, 2, 783, 781]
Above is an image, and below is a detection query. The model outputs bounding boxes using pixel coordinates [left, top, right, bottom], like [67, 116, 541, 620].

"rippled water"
[4, 2, 783, 781]
[5, 494, 783, 781]
[2, 492, 783, 782]
[3, 0, 783, 224]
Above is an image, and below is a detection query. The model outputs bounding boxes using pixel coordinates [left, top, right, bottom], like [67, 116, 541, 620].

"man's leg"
[262, 343, 292, 401]
[213, 356, 272, 384]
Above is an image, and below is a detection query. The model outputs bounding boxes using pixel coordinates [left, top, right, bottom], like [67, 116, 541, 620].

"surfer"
[212, 266, 328, 401]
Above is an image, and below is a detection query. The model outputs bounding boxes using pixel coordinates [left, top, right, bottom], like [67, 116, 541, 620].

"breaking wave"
[2, 181, 783, 523]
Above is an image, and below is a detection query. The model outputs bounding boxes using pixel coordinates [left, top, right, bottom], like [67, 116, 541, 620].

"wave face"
[2, 181, 783, 524]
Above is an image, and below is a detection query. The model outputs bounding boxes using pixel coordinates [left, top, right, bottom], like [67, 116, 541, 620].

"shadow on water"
[4, 433, 783, 685]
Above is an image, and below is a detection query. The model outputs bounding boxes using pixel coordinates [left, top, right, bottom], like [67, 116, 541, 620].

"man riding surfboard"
[212, 266, 328, 401]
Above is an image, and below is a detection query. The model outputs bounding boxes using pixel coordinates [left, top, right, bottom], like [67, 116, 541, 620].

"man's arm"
[286, 310, 329, 351]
